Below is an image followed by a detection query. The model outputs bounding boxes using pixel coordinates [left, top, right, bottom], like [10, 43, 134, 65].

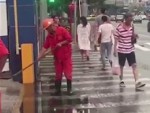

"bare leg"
[119, 66, 126, 87]
[131, 63, 145, 88]
[131, 63, 138, 82]
[80, 50, 84, 60]
[83, 50, 86, 59]
[85, 50, 90, 61]
[120, 66, 124, 81]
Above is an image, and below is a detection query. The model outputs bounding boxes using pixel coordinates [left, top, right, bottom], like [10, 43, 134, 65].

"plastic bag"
[112, 56, 120, 75]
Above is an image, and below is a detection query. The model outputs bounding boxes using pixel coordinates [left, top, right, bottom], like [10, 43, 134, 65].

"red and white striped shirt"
[114, 23, 134, 54]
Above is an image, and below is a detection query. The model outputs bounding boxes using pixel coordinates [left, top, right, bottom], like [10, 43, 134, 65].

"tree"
[47, 0, 71, 16]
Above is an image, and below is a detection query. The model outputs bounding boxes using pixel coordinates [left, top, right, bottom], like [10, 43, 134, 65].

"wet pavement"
[0, 79, 23, 113]
[37, 46, 150, 113]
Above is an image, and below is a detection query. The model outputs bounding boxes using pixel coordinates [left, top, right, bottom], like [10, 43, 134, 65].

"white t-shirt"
[98, 23, 114, 43]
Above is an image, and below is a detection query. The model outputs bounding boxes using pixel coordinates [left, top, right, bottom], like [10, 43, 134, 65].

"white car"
[110, 15, 116, 21]
[115, 14, 124, 22]
[133, 15, 142, 23]
[140, 14, 147, 20]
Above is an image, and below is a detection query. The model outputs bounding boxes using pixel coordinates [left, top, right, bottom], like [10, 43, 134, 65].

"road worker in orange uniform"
[38, 18, 73, 96]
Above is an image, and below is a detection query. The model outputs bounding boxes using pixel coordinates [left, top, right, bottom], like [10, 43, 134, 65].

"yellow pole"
[21, 44, 35, 84]
[13, 0, 20, 54]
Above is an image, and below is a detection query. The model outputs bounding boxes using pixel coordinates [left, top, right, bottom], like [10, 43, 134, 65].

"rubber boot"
[67, 79, 73, 96]
[52, 80, 61, 96]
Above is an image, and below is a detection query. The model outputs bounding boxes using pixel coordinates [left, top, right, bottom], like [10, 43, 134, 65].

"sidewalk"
[0, 79, 23, 113]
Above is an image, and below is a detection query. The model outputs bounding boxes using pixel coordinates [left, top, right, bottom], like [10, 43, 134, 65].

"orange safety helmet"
[42, 18, 54, 30]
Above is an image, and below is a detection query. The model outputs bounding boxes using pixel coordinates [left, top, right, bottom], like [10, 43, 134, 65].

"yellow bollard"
[23, 84, 35, 113]
[21, 44, 35, 84]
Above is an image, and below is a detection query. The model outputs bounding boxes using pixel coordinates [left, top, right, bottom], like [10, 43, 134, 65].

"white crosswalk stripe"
[135, 44, 150, 51]
[145, 42, 150, 46]
[138, 34, 150, 38]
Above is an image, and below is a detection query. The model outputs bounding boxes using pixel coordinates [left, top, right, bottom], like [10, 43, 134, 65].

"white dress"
[77, 23, 91, 50]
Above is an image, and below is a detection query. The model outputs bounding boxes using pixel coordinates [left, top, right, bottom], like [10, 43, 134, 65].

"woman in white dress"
[77, 16, 91, 61]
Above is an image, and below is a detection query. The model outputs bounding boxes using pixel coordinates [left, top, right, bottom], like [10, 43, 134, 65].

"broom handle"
[12, 60, 37, 77]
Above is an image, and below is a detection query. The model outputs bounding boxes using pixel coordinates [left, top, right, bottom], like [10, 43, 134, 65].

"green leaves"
[48, 0, 55, 2]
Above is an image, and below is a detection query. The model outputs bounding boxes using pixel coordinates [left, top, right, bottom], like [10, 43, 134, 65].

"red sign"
[69, 3, 75, 23]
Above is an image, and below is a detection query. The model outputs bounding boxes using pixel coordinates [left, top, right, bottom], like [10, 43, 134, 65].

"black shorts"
[118, 52, 136, 67]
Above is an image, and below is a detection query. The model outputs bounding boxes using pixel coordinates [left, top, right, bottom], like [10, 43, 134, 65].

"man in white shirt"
[94, 8, 110, 51]
[98, 16, 114, 70]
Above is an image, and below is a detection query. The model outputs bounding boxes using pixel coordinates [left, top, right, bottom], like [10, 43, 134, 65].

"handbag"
[112, 56, 120, 75]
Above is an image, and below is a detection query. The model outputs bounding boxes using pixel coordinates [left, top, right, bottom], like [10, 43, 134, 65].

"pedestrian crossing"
[37, 49, 150, 113]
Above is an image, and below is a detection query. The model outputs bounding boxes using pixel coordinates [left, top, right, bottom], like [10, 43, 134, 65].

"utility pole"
[74, 0, 77, 43]
[69, 0, 77, 43]
[81, 0, 88, 17]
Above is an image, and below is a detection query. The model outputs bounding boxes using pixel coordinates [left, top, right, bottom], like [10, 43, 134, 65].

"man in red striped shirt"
[114, 13, 145, 89]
